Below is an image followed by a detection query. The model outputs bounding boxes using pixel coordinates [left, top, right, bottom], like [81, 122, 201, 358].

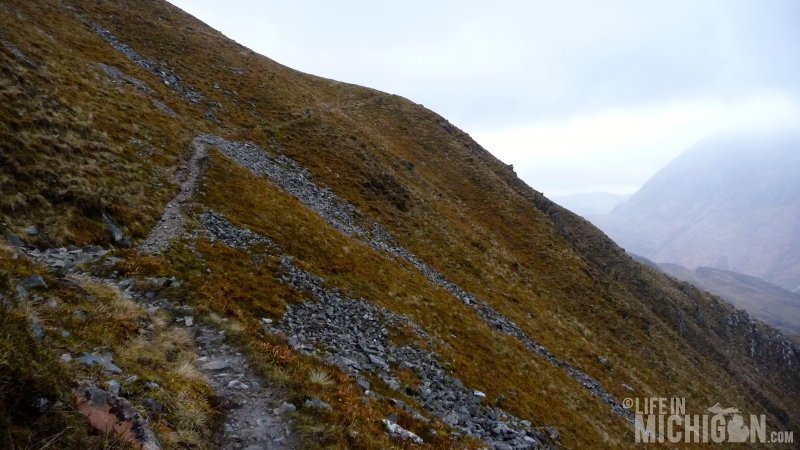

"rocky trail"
[14, 245, 298, 449]
[140, 137, 208, 255]
[196, 325, 298, 450]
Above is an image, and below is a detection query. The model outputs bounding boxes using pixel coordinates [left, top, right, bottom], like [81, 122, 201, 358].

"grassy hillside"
[1, 0, 798, 448]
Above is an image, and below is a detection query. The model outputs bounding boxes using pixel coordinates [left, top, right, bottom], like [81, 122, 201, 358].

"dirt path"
[196, 325, 298, 450]
[140, 139, 208, 254]
[137, 137, 298, 448]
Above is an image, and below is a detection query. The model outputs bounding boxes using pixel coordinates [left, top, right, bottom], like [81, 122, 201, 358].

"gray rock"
[273, 402, 296, 415]
[356, 377, 371, 390]
[90, 23, 203, 104]
[368, 354, 389, 370]
[75, 352, 123, 374]
[102, 212, 131, 248]
[141, 398, 163, 413]
[106, 380, 121, 396]
[382, 419, 423, 445]
[60, 353, 73, 363]
[4, 231, 24, 247]
[33, 397, 50, 413]
[227, 379, 249, 390]
[274, 258, 549, 448]
[30, 320, 45, 341]
[200, 210, 274, 250]
[19, 275, 48, 290]
[200, 359, 230, 371]
[24, 225, 38, 236]
[303, 397, 332, 411]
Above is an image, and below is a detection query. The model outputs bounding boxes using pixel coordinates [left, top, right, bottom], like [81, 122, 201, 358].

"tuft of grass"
[308, 369, 335, 387]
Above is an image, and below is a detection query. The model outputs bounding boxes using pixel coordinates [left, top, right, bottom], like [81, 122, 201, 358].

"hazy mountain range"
[596, 130, 800, 291]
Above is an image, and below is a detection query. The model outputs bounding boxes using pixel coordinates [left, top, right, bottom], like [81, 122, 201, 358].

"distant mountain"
[633, 255, 800, 336]
[551, 192, 629, 217]
[596, 130, 800, 290]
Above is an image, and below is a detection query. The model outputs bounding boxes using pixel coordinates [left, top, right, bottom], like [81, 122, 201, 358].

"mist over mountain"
[597, 130, 800, 290]
[550, 192, 629, 217]
[1, 1, 798, 449]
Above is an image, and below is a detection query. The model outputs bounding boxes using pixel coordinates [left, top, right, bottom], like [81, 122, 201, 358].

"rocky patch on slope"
[276, 256, 552, 449]
[87, 21, 203, 104]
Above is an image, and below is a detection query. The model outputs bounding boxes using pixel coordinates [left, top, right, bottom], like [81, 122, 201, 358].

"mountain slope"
[1, 1, 798, 449]
[596, 131, 800, 290]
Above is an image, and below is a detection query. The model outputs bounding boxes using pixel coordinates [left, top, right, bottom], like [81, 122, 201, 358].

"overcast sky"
[167, 0, 800, 197]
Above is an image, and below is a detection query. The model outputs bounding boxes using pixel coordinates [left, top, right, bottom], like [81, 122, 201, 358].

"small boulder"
[4, 231, 24, 247]
[19, 275, 48, 291]
[29, 320, 45, 341]
[102, 213, 131, 248]
[75, 352, 123, 374]
[24, 225, 38, 236]
[273, 402, 296, 415]
[141, 398, 163, 413]
[75, 386, 161, 450]
[368, 354, 389, 370]
[33, 397, 51, 413]
[200, 359, 230, 371]
[227, 379, 249, 390]
[106, 380, 121, 396]
[382, 419, 423, 445]
[303, 397, 332, 411]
